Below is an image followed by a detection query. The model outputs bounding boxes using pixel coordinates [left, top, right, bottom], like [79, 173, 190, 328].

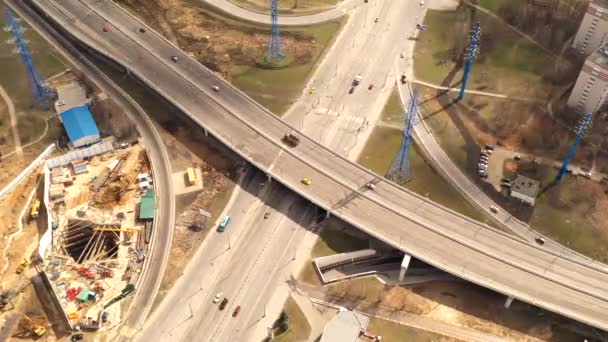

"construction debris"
[39, 143, 151, 330]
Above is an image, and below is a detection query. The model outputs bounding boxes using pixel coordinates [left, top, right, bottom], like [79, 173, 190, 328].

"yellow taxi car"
[301, 177, 312, 185]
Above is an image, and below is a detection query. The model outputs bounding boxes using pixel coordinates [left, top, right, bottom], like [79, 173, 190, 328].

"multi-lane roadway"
[27, 0, 608, 333]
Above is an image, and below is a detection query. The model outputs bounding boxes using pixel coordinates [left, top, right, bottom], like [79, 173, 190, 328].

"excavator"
[15, 258, 28, 274]
[14, 314, 46, 338]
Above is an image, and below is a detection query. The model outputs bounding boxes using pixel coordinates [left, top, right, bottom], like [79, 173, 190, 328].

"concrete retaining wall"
[0, 144, 55, 201]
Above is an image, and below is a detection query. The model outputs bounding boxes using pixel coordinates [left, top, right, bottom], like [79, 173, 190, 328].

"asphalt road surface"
[29, 0, 608, 332]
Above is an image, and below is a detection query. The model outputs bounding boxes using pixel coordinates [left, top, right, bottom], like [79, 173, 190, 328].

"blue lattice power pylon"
[386, 91, 418, 184]
[458, 22, 481, 100]
[5, 9, 56, 109]
[557, 112, 593, 181]
[266, 0, 284, 63]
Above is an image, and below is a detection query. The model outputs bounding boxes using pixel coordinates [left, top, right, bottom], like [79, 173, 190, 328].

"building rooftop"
[139, 188, 155, 220]
[56, 82, 89, 112]
[59, 105, 100, 145]
[512, 174, 541, 199]
[320, 310, 369, 342]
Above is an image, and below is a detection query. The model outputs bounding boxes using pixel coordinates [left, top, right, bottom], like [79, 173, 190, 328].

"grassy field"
[232, 20, 343, 114]
[477, 0, 507, 13]
[379, 88, 403, 125]
[273, 296, 311, 342]
[366, 318, 463, 342]
[0, 5, 68, 187]
[413, 7, 559, 100]
[231, 0, 338, 14]
[358, 124, 488, 223]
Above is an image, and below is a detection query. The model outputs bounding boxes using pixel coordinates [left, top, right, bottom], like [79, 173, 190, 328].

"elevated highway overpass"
[27, 0, 608, 332]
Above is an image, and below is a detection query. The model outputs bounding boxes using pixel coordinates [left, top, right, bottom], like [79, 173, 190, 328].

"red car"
[232, 305, 241, 317]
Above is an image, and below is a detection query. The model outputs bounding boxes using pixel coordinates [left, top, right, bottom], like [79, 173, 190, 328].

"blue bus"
[218, 215, 231, 232]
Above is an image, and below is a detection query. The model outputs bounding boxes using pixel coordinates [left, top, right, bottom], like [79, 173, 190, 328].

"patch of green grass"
[413, 10, 466, 85]
[366, 317, 464, 342]
[273, 296, 311, 342]
[414, 8, 557, 99]
[0, 5, 67, 159]
[477, 0, 508, 13]
[231, 0, 338, 14]
[232, 20, 343, 115]
[311, 225, 370, 258]
[358, 125, 487, 222]
[531, 176, 608, 263]
[380, 88, 404, 125]
[0, 6, 67, 110]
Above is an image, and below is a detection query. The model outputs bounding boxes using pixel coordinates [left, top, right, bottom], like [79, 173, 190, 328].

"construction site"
[37, 141, 152, 333]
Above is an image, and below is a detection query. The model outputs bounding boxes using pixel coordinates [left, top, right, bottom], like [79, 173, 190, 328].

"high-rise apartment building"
[567, 48, 608, 113]
[572, 0, 608, 55]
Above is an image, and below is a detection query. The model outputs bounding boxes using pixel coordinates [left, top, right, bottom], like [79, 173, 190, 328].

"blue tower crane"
[266, 0, 284, 63]
[386, 91, 418, 184]
[458, 22, 481, 100]
[5, 9, 56, 109]
[556, 112, 593, 181]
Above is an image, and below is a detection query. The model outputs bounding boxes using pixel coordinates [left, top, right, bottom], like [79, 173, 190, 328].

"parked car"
[264, 212, 270, 219]
[71, 334, 84, 342]
[368, 84, 374, 90]
[219, 298, 229, 310]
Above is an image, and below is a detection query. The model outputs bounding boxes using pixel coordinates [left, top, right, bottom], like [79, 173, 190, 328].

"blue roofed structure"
[59, 105, 100, 148]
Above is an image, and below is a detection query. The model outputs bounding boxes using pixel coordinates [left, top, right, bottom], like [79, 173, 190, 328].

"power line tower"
[386, 91, 418, 184]
[5, 9, 56, 109]
[556, 112, 593, 181]
[458, 22, 481, 100]
[266, 0, 284, 63]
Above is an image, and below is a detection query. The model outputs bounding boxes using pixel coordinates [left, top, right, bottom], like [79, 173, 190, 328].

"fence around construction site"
[0, 144, 55, 202]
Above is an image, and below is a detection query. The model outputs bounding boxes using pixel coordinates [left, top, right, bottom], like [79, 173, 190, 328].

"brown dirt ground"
[115, 0, 316, 79]
[0, 173, 56, 341]
[315, 279, 581, 341]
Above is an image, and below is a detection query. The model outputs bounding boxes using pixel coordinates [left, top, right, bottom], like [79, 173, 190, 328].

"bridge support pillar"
[504, 296, 515, 309]
[398, 254, 412, 282]
[267, 173, 272, 182]
[325, 211, 331, 219]
[203, 127, 208, 136]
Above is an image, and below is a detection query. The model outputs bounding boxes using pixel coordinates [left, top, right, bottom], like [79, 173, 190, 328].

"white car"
[212, 86, 220, 92]
[419, 0, 425, 6]
[213, 292, 224, 303]
[490, 205, 499, 213]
